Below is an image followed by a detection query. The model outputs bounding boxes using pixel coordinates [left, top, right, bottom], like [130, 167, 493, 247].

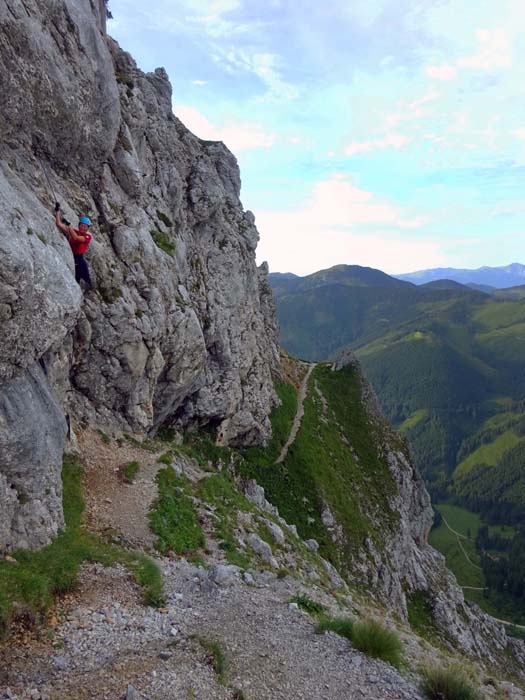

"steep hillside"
[0, 0, 279, 552]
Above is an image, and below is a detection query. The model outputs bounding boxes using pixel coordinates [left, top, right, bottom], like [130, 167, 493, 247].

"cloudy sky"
[108, 0, 525, 275]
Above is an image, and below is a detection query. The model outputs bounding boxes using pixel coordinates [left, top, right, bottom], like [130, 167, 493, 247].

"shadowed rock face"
[0, 0, 279, 550]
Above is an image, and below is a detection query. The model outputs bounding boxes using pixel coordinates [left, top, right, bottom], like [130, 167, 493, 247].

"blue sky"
[108, 0, 525, 275]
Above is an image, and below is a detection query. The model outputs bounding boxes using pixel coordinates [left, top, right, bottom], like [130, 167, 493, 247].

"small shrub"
[26, 227, 34, 235]
[290, 594, 325, 615]
[351, 619, 403, 668]
[99, 284, 122, 304]
[156, 210, 173, 228]
[157, 427, 177, 443]
[116, 72, 134, 89]
[37, 233, 47, 245]
[151, 229, 176, 256]
[98, 430, 111, 445]
[195, 636, 228, 685]
[315, 615, 354, 640]
[158, 452, 173, 466]
[407, 591, 435, 635]
[120, 460, 140, 484]
[420, 664, 479, 700]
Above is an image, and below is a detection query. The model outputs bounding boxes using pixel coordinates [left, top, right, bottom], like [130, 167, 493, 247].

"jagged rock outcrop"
[0, 0, 279, 551]
[333, 349, 512, 663]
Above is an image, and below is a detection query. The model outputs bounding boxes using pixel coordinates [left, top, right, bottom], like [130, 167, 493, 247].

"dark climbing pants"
[74, 254, 92, 286]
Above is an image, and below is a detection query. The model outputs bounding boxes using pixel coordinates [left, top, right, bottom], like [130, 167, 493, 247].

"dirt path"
[79, 430, 164, 551]
[276, 363, 316, 464]
[0, 560, 424, 700]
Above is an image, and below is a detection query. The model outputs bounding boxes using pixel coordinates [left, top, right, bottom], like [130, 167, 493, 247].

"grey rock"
[304, 538, 319, 553]
[261, 518, 286, 546]
[51, 655, 69, 671]
[208, 564, 241, 587]
[243, 571, 256, 586]
[0, 364, 66, 551]
[125, 685, 139, 700]
[247, 533, 273, 562]
[244, 479, 279, 515]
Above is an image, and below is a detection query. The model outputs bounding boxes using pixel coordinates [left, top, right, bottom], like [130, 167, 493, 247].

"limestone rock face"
[333, 350, 510, 662]
[0, 364, 67, 551]
[0, 0, 279, 550]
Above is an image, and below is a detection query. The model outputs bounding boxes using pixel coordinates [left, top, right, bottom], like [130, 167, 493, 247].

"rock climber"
[54, 203, 93, 287]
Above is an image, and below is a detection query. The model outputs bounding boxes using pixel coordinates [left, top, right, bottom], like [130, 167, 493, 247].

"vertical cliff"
[0, 0, 279, 551]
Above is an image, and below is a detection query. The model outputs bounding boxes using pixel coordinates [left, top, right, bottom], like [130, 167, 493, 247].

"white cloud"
[192, 80, 208, 86]
[344, 133, 409, 157]
[425, 63, 457, 81]
[255, 177, 439, 275]
[215, 49, 299, 101]
[457, 28, 511, 70]
[173, 104, 277, 152]
[513, 128, 525, 140]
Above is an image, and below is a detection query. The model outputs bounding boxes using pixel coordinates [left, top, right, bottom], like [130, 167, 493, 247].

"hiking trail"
[276, 363, 316, 464]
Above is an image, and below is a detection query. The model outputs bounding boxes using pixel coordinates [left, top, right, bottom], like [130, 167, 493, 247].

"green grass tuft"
[290, 594, 325, 615]
[420, 664, 480, 700]
[151, 229, 176, 256]
[156, 210, 173, 228]
[407, 591, 435, 636]
[120, 460, 140, 484]
[149, 469, 205, 555]
[198, 473, 252, 568]
[315, 615, 354, 639]
[195, 636, 228, 685]
[98, 430, 111, 444]
[350, 619, 403, 668]
[315, 614, 402, 667]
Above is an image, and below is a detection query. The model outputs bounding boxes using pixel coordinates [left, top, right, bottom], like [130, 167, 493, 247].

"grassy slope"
[454, 432, 523, 477]
[240, 363, 399, 571]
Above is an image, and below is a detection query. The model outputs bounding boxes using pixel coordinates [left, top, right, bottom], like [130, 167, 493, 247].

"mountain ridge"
[396, 262, 525, 288]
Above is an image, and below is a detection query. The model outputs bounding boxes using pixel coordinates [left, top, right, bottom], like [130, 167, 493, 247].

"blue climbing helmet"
[79, 216, 91, 226]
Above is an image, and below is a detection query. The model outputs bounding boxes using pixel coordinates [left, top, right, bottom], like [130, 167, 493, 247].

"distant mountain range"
[395, 262, 525, 289]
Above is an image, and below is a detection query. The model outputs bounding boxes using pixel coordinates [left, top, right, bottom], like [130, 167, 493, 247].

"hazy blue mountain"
[396, 263, 525, 288]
